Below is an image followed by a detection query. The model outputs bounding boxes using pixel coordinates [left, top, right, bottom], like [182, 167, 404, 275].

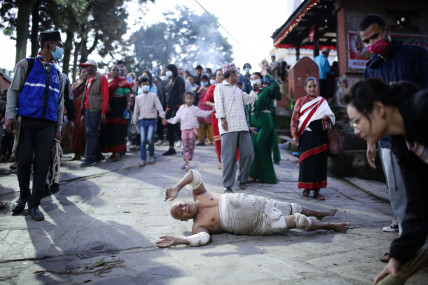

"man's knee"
[290, 203, 302, 214]
[293, 213, 312, 230]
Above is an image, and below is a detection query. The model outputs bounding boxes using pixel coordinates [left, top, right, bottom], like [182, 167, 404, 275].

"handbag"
[327, 127, 345, 157]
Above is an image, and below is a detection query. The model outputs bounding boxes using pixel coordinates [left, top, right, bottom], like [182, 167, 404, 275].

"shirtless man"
[156, 170, 349, 248]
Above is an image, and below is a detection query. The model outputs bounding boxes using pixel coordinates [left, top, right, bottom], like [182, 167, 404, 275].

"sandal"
[302, 189, 310, 197]
[380, 252, 390, 263]
[313, 191, 325, 201]
[217, 163, 222, 170]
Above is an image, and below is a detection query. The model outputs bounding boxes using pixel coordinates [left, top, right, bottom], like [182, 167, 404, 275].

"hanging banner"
[348, 31, 428, 70]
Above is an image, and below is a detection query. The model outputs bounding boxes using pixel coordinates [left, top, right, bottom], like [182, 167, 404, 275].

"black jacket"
[165, 64, 185, 109]
[389, 90, 428, 263]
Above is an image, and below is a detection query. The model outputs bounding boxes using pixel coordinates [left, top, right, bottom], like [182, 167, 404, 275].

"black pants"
[319, 79, 327, 98]
[156, 115, 164, 142]
[17, 117, 55, 208]
[0, 130, 14, 156]
[166, 108, 181, 147]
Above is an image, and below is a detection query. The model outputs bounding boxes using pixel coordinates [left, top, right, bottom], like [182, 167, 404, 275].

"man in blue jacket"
[6, 31, 65, 221]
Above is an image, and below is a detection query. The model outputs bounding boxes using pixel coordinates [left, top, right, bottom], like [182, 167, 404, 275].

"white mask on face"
[160, 75, 168, 81]
[251, 79, 261, 86]
[141, 85, 150, 93]
[244, 67, 251, 73]
[210, 79, 216, 85]
[165, 71, 173, 78]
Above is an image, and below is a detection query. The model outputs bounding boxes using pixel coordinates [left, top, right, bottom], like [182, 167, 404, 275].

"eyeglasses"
[349, 114, 362, 128]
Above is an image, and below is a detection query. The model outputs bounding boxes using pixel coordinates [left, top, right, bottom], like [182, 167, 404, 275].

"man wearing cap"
[79, 59, 109, 167]
[214, 63, 258, 193]
[6, 30, 65, 221]
[313, 48, 335, 98]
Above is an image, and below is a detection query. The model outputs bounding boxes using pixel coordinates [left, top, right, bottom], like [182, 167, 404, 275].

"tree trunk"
[30, 0, 40, 57]
[62, 31, 74, 76]
[72, 41, 81, 82]
[15, 0, 37, 64]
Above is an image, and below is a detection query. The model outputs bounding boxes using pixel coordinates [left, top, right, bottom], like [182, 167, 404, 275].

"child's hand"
[162, 118, 168, 126]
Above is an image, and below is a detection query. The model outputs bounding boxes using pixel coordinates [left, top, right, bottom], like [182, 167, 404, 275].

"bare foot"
[316, 209, 337, 220]
[329, 222, 349, 233]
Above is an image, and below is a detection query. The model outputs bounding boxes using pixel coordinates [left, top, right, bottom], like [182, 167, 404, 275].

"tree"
[131, 5, 233, 75]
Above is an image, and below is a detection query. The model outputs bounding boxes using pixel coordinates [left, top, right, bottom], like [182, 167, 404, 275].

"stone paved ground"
[0, 144, 427, 284]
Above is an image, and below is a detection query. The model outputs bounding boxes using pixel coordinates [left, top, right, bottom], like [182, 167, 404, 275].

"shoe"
[12, 197, 28, 213]
[181, 163, 188, 169]
[96, 154, 106, 163]
[239, 182, 247, 190]
[147, 157, 156, 165]
[80, 160, 97, 167]
[10, 162, 17, 169]
[224, 187, 234, 193]
[138, 161, 146, 167]
[162, 148, 176, 156]
[0, 155, 6, 163]
[50, 183, 59, 194]
[175, 141, 182, 148]
[382, 220, 399, 232]
[155, 140, 164, 146]
[70, 155, 81, 161]
[217, 163, 222, 170]
[196, 142, 205, 146]
[380, 252, 390, 263]
[28, 206, 44, 221]
[110, 153, 121, 162]
[8, 156, 16, 162]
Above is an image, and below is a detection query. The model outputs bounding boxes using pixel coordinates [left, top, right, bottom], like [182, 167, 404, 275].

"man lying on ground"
[156, 170, 349, 248]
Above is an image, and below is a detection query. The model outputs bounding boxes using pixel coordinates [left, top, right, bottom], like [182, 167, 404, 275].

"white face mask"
[210, 79, 216, 85]
[141, 85, 150, 93]
[165, 71, 173, 78]
[160, 75, 168, 81]
[244, 67, 251, 73]
[251, 79, 261, 86]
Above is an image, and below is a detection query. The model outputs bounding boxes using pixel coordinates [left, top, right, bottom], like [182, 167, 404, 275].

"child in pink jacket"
[163, 92, 212, 169]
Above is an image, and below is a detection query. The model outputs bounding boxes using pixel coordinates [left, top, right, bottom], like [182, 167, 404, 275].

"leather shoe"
[28, 206, 44, 221]
[162, 148, 176, 156]
[50, 183, 59, 194]
[12, 197, 28, 213]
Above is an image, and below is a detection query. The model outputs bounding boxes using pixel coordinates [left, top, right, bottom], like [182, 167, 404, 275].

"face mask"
[251, 79, 261, 86]
[51, 46, 64, 61]
[141, 85, 150, 93]
[201, 81, 208, 87]
[366, 34, 390, 55]
[165, 71, 173, 78]
[160, 75, 168, 81]
[244, 68, 251, 73]
[210, 79, 216, 85]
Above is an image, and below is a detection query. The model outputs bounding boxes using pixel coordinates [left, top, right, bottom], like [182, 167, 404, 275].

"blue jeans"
[84, 109, 102, 162]
[139, 119, 156, 161]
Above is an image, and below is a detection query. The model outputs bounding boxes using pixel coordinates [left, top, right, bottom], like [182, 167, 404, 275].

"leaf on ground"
[90, 258, 105, 268]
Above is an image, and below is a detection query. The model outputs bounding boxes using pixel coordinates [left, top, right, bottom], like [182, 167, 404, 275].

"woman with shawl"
[100, 65, 132, 161]
[290, 77, 335, 200]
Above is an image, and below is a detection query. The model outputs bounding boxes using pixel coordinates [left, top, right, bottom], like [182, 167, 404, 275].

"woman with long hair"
[342, 79, 428, 284]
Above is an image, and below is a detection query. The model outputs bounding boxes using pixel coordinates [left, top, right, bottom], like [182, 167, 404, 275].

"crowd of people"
[1, 13, 427, 284]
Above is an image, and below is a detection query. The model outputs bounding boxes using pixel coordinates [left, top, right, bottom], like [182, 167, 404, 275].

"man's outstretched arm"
[164, 170, 206, 201]
[156, 229, 211, 248]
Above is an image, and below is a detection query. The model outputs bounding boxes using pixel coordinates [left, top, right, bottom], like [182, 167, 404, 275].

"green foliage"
[131, 5, 233, 74]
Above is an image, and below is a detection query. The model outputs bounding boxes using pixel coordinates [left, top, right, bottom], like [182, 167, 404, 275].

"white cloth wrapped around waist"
[219, 193, 302, 235]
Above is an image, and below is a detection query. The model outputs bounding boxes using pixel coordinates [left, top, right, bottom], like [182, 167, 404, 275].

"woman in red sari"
[291, 77, 335, 200]
[100, 65, 132, 161]
[203, 69, 223, 169]
[71, 68, 89, 160]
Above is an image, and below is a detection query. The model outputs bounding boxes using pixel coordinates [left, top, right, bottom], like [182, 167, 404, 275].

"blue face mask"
[50, 45, 64, 61]
[201, 81, 208, 87]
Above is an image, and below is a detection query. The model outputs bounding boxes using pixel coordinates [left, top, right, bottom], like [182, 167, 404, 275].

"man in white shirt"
[214, 63, 258, 192]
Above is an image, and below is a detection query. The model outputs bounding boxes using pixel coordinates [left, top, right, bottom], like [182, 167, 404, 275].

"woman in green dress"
[247, 69, 281, 183]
